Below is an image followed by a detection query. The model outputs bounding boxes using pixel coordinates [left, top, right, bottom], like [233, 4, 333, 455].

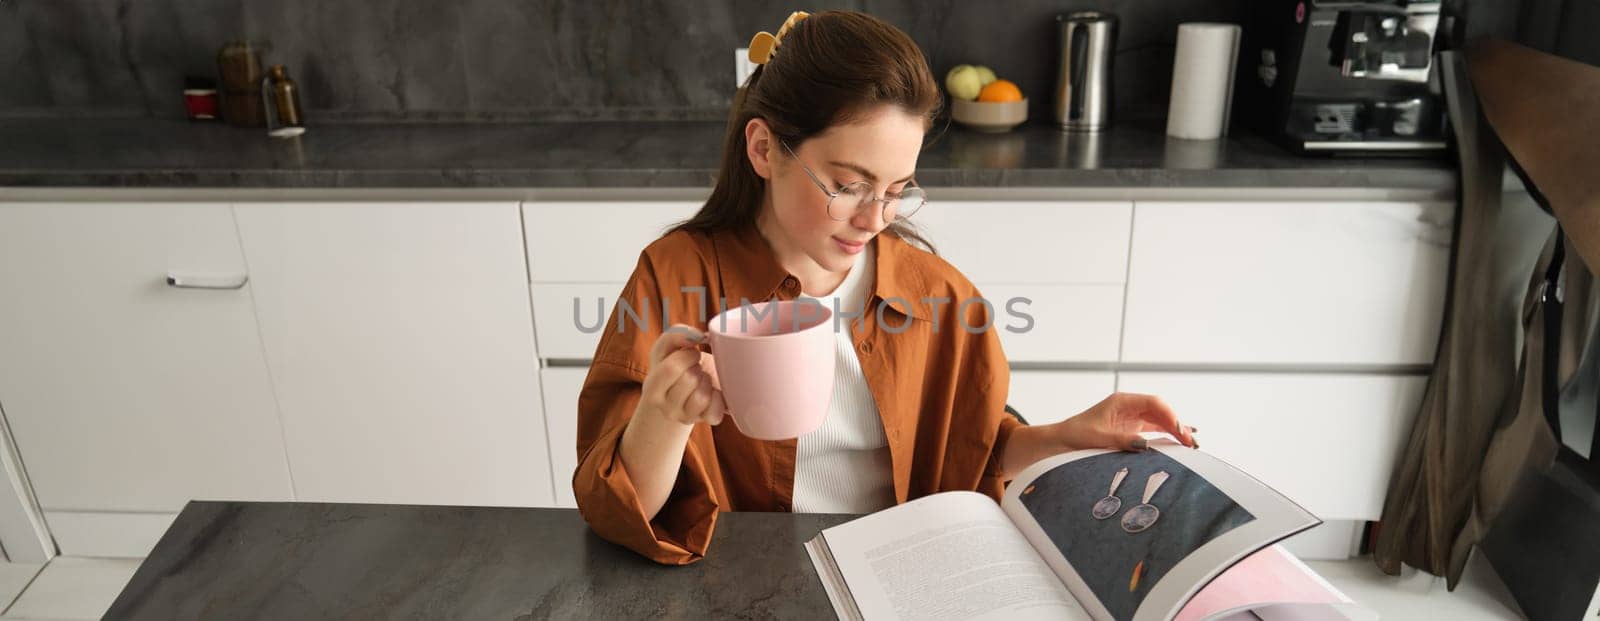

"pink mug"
[705, 300, 835, 440]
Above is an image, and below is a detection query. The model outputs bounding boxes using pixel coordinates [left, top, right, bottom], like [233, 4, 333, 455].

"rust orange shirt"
[573, 224, 1019, 565]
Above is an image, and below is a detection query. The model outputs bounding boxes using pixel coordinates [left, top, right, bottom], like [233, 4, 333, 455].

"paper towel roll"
[1166, 23, 1241, 140]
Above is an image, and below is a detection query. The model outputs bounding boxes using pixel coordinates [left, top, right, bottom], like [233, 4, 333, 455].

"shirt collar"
[712, 225, 928, 321]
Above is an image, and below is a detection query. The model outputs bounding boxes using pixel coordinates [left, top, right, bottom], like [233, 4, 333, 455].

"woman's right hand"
[621, 324, 728, 522]
[636, 324, 727, 427]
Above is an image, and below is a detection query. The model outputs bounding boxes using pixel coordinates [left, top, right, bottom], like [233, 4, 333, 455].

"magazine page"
[805, 491, 1088, 621]
[1175, 545, 1375, 621]
[999, 435, 1321, 621]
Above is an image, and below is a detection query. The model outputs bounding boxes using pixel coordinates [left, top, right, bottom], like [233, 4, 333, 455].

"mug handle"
[669, 325, 731, 422]
[701, 338, 733, 422]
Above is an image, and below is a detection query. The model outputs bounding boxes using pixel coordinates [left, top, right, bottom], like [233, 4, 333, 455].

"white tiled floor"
[0, 563, 42, 618]
[0, 550, 1530, 619]
[0, 557, 140, 620]
[1307, 549, 1527, 619]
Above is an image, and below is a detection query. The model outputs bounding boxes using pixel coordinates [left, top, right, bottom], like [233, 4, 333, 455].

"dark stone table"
[105, 501, 854, 619]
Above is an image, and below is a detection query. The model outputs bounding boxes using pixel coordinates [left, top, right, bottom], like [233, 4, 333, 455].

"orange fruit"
[977, 79, 1023, 103]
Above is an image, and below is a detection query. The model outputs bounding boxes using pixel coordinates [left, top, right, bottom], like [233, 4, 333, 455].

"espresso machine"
[1237, 0, 1448, 155]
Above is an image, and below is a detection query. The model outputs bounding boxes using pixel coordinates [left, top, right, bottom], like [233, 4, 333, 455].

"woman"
[574, 10, 1197, 565]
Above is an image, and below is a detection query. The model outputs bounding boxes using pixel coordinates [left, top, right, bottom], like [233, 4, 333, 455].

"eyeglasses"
[781, 140, 926, 222]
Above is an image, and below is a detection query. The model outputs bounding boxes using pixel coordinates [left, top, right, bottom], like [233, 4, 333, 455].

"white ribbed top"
[791, 242, 896, 514]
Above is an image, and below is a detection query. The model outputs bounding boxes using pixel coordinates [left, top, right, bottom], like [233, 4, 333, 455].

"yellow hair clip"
[748, 11, 810, 65]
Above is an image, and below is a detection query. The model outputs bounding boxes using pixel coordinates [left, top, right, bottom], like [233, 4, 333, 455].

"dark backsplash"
[1, 0, 1249, 122]
[1, 0, 1587, 123]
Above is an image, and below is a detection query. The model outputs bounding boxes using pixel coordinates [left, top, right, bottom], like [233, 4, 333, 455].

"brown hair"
[672, 10, 940, 251]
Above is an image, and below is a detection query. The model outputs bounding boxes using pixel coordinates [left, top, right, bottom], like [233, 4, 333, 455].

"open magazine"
[805, 436, 1377, 621]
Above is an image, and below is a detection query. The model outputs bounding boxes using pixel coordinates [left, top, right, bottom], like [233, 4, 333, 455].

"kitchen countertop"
[104, 501, 850, 618]
[0, 118, 1456, 191]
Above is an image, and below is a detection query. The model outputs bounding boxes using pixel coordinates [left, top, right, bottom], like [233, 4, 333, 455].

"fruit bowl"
[951, 97, 1028, 133]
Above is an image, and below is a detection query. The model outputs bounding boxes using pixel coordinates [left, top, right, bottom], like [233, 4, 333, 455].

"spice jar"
[217, 40, 267, 127]
[261, 65, 306, 137]
[182, 76, 218, 120]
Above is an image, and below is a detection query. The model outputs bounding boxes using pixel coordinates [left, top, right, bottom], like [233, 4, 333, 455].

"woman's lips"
[833, 236, 867, 254]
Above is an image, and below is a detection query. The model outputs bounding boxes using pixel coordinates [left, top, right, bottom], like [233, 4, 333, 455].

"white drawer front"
[911, 201, 1133, 284]
[1006, 371, 1116, 426]
[45, 511, 177, 558]
[978, 283, 1123, 363]
[523, 201, 701, 283]
[541, 367, 589, 509]
[1122, 201, 1451, 365]
[532, 283, 629, 360]
[1116, 372, 1426, 521]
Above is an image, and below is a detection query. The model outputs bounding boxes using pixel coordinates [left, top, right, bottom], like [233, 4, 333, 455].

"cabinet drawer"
[978, 283, 1123, 363]
[1116, 372, 1426, 521]
[45, 511, 177, 558]
[523, 202, 701, 283]
[541, 367, 589, 509]
[1122, 201, 1451, 365]
[532, 283, 628, 360]
[910, 201, 1132, 284]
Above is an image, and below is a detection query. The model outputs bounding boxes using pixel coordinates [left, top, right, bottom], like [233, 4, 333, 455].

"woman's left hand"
[1053, 392, 1198, 452]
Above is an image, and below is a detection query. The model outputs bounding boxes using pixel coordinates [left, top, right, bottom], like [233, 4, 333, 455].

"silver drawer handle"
[166, 273, 249, 290]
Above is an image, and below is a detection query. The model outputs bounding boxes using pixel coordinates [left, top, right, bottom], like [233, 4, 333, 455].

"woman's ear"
[745, 118, 777, 180]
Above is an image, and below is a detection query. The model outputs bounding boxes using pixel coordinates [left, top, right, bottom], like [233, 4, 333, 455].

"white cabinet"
[531, 283, 628, 361]
[980, 283, 1123, 363]
[1114, 200, 1450, 557]
[1115, 372, 1426, 522]
[1121, 201, 1452, 366]
[1005, 371, 1116, 426]
[0, 195, 1451, 561]
[235, 202, 552, 507]
[910, 201, 1134, 364]
[0, 203, 292, 555]
[524, 201, 1136, 364]
[540, 367, 589, 509]
[523, 201, 701, 283]
[523, 202, 701, 362]
[911, 201, 1132, 284]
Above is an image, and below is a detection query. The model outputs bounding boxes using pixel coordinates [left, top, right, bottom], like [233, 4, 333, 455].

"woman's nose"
[850, 198, 889, 231]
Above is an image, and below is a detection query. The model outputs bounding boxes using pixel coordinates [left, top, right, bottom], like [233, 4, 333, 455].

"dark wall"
[1, 0, 1567, 123]
[0, 0, 1246, 122]
[1511, 0, 1600, 66]
[1445, 0, 1600, 65]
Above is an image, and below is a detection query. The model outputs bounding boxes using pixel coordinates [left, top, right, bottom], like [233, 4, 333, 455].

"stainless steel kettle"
[1053, 11, 1118, 132]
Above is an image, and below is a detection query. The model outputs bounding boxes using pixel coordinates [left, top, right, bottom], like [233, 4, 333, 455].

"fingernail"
[1131, 438, 1148, 451]
[669, 326, 706, 343]
[1188, 426, 1199, 433]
